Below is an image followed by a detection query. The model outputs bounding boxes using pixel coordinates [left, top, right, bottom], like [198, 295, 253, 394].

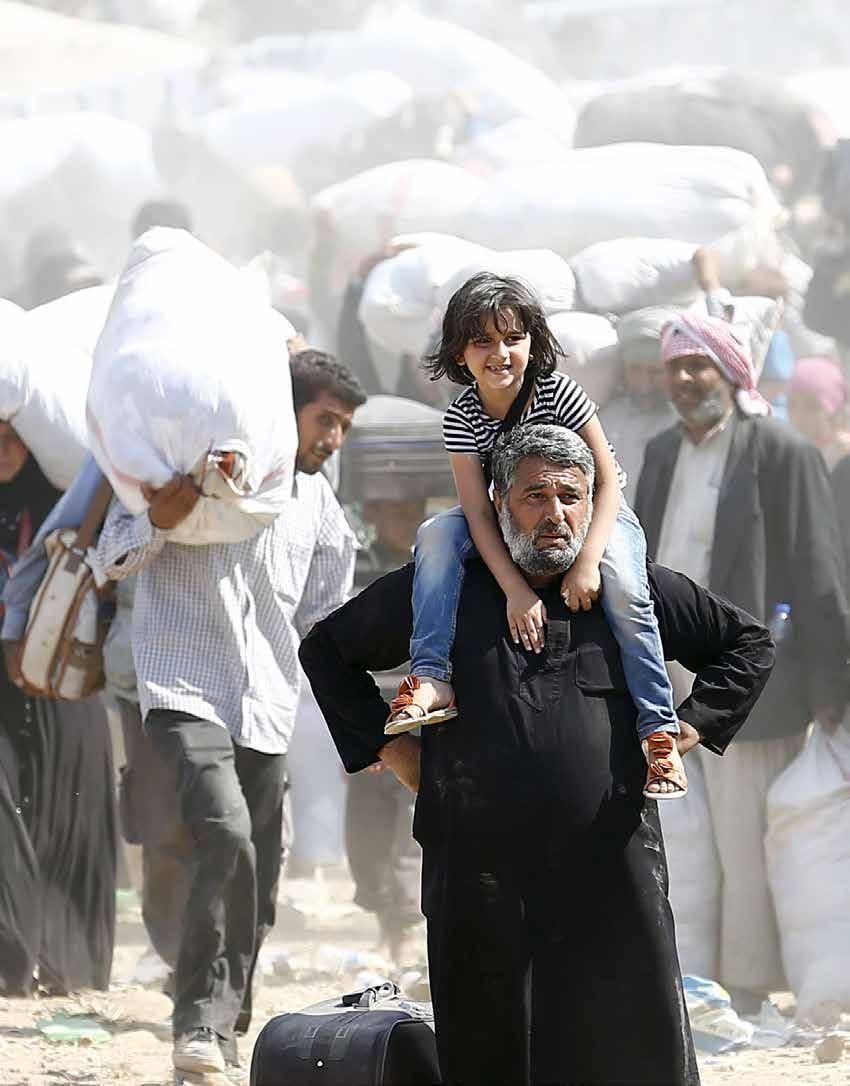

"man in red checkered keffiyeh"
[661, 312, 771, 419]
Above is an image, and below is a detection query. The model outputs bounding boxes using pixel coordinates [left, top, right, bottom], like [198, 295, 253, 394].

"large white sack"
[462, 144, 782, 258]
[766, 723, 850, 1021]
[27, 284, 115, 358]
[0, 298, 89, 491]
[312, 159, 483, 286]
[548, 312, 621, 410]
[436, 249, 577, 319]
[87, 229, 297, 546]
[454, 117, 573, 175]
[659, 756, 721, 980]
[308, 15, 575, 139]
[200, 69, 413, 172]
[0, 113, 161, 283]
[103, 0, 206, 35]
[572, 238, 701, 315]
[357, 234, 491, 359]
[616, 305, 684, 365]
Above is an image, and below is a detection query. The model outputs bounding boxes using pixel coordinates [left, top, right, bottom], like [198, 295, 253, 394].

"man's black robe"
[300, 560, 774, 1086]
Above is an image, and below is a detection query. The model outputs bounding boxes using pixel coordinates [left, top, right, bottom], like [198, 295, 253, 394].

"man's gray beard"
[675, 387, 730, 430]
[498, 501, 592, 577]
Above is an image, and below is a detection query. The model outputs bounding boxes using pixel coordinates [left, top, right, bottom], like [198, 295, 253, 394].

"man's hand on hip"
[676, 721, 701, 757]
[379, 734, 421, 793]
[143, 475, 200, 530]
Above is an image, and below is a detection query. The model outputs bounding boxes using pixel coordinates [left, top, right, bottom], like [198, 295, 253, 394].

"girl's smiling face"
[459, 307, 532, 397]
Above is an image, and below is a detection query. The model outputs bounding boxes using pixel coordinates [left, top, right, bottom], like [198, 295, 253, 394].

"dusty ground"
[0, 870, 846, 1086]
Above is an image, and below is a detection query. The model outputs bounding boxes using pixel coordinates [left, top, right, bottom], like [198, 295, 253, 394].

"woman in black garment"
[0, 421, 116, 994]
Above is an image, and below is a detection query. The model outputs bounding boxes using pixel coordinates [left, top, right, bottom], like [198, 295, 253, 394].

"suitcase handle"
[341, 981, 400, 1008]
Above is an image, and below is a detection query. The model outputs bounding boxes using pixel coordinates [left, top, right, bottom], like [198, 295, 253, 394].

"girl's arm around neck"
[449, 452, 528, 596]
[575, 415, 621, 568]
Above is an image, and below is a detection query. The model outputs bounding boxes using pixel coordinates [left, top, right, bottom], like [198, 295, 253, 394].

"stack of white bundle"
[87, 229, 297, 546]
[571, 239, 702, 315]
[358, 234, 492, 360]
[312, 160, 484, 288]
[27, 284, 115, 358]
[463, 144, 782, 258]
[0, 298, 90, 490]
[0, 112, 161, 280]
[307, 15, 575, 139]
[199, 69, 414, 172]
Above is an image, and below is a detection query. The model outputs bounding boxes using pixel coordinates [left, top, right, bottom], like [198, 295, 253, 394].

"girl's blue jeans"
[410, 501, 679, 740]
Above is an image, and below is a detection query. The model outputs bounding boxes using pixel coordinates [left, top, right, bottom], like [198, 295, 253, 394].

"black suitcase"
[250, 984, 441, 1086]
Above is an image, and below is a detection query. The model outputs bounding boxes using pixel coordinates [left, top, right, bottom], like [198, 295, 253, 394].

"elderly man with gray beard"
[300, 423, 774, 1086]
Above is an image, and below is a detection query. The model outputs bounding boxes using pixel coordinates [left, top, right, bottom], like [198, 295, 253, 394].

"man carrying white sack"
[96, 349, 364, 1076]
[91, 231, 366, 1076]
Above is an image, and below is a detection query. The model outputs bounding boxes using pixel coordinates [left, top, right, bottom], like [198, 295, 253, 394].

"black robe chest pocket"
[574, 642, 629, 695]
[512, 635, 629, 710]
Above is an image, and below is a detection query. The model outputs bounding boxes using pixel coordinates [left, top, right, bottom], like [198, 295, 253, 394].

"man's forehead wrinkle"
[517, 461, 586, 492]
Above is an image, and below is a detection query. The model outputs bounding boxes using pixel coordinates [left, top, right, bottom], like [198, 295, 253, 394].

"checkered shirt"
[97, 472, 357, 753]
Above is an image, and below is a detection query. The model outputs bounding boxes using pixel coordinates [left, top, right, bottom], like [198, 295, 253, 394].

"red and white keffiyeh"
[661, 312, 771, 417]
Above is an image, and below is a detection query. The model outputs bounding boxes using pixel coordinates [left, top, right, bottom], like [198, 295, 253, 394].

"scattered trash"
[129, 946, 172, 989]
[750, 1000, 794, 1049]
[256, 944, 394, 986]
[313, 945, 392, 977]
[399, 969, 432, 1002]
[37, 1014, 112, 1046]
[683, 976, 755, 1054]
[815, 1033, 846, 1064]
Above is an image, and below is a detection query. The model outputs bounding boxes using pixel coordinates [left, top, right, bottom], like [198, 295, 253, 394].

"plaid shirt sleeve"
[293, 482, 358, 639]
[97, 502, 170, 581]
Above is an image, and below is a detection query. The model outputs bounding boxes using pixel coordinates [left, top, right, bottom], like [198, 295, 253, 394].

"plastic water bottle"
[769, 603, 792, 645]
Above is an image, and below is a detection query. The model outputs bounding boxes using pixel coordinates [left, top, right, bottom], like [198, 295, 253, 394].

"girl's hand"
[561, 559, 602, 613]
[506, 585, 547, 652]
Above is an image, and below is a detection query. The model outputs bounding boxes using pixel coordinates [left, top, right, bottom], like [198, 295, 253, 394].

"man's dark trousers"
[142, 709, 287, 1040]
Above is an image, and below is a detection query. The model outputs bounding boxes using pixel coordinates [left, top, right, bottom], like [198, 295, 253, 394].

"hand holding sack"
[87, 228, 297, 545]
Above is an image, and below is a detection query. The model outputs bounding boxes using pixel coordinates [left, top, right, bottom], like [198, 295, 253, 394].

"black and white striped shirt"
[443, 371, 626, 487]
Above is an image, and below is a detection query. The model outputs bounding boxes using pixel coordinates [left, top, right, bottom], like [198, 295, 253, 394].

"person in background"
[788, 356, 850, 468]
[758, 329, 796, 421]
[788, 356, 850, 591]
[95, 350, 364, 1079]
[16, 229, 102, 309]
[599, 307, 677, 504]
[0, 427, 116, 996]
[635, 312, 849, 1014]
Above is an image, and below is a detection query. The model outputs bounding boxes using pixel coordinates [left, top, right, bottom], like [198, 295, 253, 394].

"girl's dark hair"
[424, 271, 564, 387]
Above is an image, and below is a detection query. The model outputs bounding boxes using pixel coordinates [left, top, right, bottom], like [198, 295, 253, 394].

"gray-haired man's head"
[491, 425, 595, 578]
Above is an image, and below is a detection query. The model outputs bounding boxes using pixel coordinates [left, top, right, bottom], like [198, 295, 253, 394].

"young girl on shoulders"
[385, 272, 688, 799]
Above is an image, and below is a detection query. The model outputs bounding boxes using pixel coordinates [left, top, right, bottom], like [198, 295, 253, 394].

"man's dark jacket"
[300, 559, 773, 1086]
[635, 412, 848, 741]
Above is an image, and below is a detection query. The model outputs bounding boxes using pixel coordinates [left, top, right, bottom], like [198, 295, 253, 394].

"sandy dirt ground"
[0, 869, 846, 1086]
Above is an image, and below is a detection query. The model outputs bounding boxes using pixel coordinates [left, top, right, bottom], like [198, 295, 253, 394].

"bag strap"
[483, 368, 536, 488]
[74, 477, 113, 553]
[498, 366, 536, 438]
